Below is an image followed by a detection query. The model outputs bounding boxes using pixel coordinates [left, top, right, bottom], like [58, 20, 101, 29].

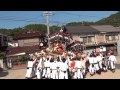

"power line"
[50, 20, 68, 25]
[0, 17, 45, 23]
[56, 11, 106, 18]
[0, 13, 44, 23]
[0, 15, 42, 20]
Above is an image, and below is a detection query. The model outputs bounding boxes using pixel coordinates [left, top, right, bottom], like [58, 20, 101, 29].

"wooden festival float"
[48, 29, 72, 54]
[48, 28, 85, 54]
[66, 41, 85, 52]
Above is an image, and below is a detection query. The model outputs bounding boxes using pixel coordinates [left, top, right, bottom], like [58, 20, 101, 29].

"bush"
[19, 54, 30, 64]
[13, 59, 19, 65]
[0, 52, 5, 59]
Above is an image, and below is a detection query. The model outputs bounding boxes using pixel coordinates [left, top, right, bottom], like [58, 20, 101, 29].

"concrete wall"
[18, 38, 40, 47]
[117, 41, 120, 56]
[72, 35, 80, 41]
[0, 35, 8, 47]
[0, 59, 3, 68]
[95, 34, 105, 43]
[71, 33, 120, 45]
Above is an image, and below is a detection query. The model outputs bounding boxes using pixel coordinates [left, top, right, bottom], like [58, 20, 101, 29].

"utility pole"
[82, 21, 84, 26]
[43, 11, 53, 48]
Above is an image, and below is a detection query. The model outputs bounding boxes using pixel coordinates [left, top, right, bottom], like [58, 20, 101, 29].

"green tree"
[96, 11, 120, 27]
[66, 21, 96, 26]
[19, 54, 30, 64]
[50, 25, 61, 34]
[24, 24, 47, 34]
[0, 52, 5, 59]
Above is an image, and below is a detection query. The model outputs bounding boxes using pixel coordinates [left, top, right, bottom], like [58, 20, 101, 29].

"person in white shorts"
[88, 54, 95, 76]
[50, 54, 58, 79]
[36, 56, 43, 79]
[108, 53, 117, 73]
[59, 58, 68, 79]
[25, 59, 34, 79]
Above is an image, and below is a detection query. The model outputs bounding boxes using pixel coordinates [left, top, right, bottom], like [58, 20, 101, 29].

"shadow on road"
[115, 64, 120, 69]
[0, 68, 9, 77]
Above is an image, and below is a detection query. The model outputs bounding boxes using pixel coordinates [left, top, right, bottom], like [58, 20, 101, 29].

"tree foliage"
[66, 21, 96, 26]
[96, 11, 120, 27]
[67, 11, 120, 27]
[0, 24, 61, 36]
[0, 52, 6, 59]
[24, 24, 47, 34]
[19, 54, 30, 63]
[50, 25, 61, 34]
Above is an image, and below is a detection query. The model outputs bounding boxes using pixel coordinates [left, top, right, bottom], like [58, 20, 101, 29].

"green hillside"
[96, 11, 120, 27]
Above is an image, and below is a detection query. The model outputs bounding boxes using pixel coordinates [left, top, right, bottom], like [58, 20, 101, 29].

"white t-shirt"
[56, 61, 62, 68]
[96, 56, 102, 62]
[93, 57, 98, 63]
[59, 62, 68, 71]
[44, 60, 50, 67]
[37, 61, 42, 68]
[75, 61, 82, 68]
[50, 62, 57, 70]
[27, 61, 34, 67]
[109, 55, 117, 62]
[88, 57, 94, 64]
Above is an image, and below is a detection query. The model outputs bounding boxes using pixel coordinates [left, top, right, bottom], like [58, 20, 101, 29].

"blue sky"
[0, 11, 118, 29]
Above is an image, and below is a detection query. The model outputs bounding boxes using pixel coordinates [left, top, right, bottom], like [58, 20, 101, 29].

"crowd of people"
[25, 48, 117, 79]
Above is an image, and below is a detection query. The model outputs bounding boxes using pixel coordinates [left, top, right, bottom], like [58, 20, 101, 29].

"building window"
[106, 35, 109, 41]
[106, 35, 118, 41]
[41, 38, 44, 42]
[82, 37, 87, 43]
[88, 36, 94, 43]
[111, 35, 116, 41]
[3, 36, 7, 41]
[88, 37, 92, 43]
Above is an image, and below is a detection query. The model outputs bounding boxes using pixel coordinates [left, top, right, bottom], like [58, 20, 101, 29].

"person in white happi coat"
[41, 55, 47, 78]
[74, 53, 83, 79]
[66, 53, 73, 79]
[56, 55, 62, 79]
[108, 53, 117, 73]
[86, 52, 90, 72]
[68, 58, 74, 78]
[59, 58, 69, 79]
[93, 54, 100, 74]
[102, 55, 108, 72]
[75, 59, 83, 79]
[96, 53, 103, 71]
[44, 55, 51, 79]
[36, 55, 43, 79]
[62, 52, 70, 68]
[32, 55, 38, 76]
[72, 60, 78, 79]
[50, 54, 59, 79]
[68, 54, 76, 79]
[88, 54, 95, 76]
[81, 57, 87, 78]
[67, 51, 74, 69]
[106, 53, 111, 69]
[7, 59, 12, 69]
[25, 59, 34, 79]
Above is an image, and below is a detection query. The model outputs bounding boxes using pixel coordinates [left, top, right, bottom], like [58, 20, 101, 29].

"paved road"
[0, 56, 120, 79]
